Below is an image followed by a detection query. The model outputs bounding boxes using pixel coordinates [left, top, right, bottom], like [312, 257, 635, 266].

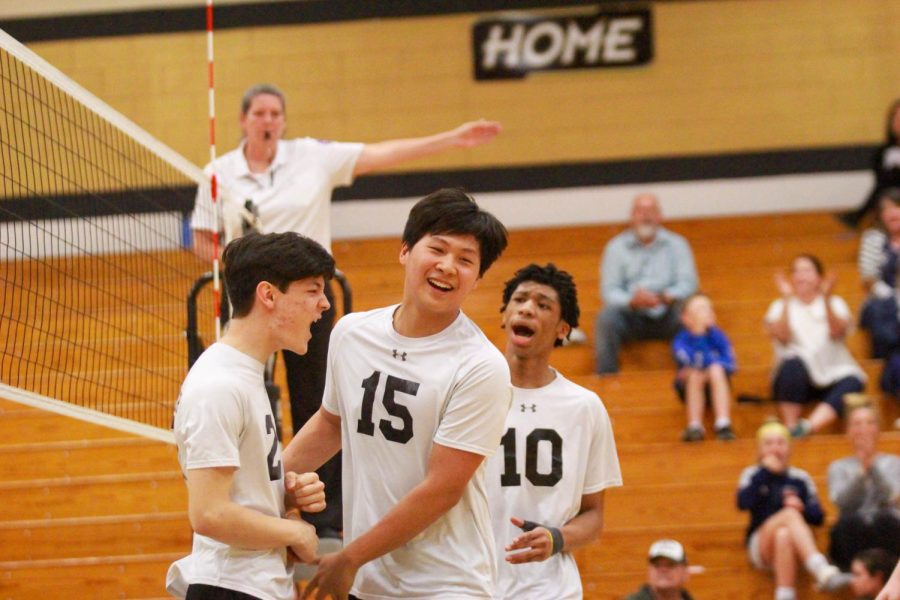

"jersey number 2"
[266, 414, 281, 481]
[356, 371, 419, 444]
[500, 427, 563, 487]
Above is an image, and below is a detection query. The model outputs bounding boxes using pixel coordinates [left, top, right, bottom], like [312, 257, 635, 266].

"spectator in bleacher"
[858, 188, 900, 360]
[827, 403, 900, 571]
[595, 193, 698, 374]
[672, 293, 737, 442]
[487, 263, 622, 600]
[839, 99, 900, 228]
[622, 539, 695, 600]
[737, 421, 842, 600]
[190, 82, 502, 543]
[850, 549, 899, 600]
[765, 254, 866, 437]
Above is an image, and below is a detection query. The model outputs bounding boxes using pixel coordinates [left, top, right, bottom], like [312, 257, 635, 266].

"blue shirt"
[672, 326, 736, 373]
[600, 227, 698, 318]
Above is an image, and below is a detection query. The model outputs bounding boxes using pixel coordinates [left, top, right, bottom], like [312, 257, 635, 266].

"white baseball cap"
[648, 539, 687, 563]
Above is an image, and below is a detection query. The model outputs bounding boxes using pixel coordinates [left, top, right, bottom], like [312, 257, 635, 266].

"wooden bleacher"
[1, 210, 898, 598]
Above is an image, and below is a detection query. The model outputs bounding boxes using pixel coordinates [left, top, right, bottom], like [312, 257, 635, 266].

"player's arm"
[352, 120, 501, 176]
[186, 466, 317, 562]
[505, 490, 606, 564]
[302, 443, 484, 600]
[283, 407, 343, 475]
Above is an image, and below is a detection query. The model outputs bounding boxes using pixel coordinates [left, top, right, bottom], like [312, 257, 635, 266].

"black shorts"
[186, 584, 262, 600]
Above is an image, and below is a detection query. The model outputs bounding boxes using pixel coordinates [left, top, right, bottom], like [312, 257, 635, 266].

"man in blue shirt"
[594, 193, 698, 374]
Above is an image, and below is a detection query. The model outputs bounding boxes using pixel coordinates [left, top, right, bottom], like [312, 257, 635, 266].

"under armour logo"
[392, 349, 407, 361]
[520, 403, 537, 412]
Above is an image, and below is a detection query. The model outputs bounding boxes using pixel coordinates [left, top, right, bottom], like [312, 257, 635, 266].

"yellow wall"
[27, 0, 900, 171]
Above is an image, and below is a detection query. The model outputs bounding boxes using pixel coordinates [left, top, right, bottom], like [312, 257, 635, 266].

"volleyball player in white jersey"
[166, 232, 334, 600]
[283, 188, 511, 600]
[487, 263, 623, 599]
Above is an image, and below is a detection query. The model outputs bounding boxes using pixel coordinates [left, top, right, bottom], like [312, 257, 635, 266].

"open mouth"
[427, 278, 453, 292]
[512, 324, 535, 338]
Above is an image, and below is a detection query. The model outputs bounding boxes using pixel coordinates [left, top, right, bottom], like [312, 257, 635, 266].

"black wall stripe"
[3, 1, 640, 43]
[0, 145, 876, 223]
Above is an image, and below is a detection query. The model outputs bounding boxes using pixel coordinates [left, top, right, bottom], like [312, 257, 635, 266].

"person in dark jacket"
[839, 98, 900, 227]
[623, 539, 695, 600]
[737, 421, 842, 600]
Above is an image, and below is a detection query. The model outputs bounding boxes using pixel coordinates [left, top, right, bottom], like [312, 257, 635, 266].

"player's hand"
[451, 119, 502, 148]
[286, 471, 326, 513]
[505, 517, 555, 564]
[286, 512, 318, 565]
[302, 551, 357, 600]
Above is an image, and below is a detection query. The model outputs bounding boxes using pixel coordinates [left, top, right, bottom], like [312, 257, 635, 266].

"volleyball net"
[0, 28, 215, 441]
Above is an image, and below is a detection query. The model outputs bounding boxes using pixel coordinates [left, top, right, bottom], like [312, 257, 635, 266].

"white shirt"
[486, 372, 623, 600]
[191, 137, 363, 250]
[765, 295, 865, 387]
[323, 306, 512, 599]
[166, 343, 292, 600]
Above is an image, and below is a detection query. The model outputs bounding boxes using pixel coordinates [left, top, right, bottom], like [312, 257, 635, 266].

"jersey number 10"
[500, 427, 563, 487]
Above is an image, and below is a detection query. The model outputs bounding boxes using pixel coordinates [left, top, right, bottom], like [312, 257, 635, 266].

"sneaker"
[814, 564, 843, 592]
[790, 419, 812, 439]
[681, 425, 705, 442]
[714, 425, 736, 441]
[562, 327, 588, 346]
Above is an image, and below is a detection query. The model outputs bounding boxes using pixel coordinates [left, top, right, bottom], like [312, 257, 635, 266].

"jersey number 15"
[356, 371, 419, 444]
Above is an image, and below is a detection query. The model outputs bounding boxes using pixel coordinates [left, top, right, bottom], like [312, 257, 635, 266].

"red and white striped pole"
[206, 0, 222, 340]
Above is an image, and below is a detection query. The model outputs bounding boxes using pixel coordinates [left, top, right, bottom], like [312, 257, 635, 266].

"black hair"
[222, 232, 334, 317]
[500, 263, 580, 347]
[885, 98, 900, 145]
[241, 83, 286, 116]
[854, 548, 898, 583]
[401, 188, 508, 277]
[792, 253, 824, 276]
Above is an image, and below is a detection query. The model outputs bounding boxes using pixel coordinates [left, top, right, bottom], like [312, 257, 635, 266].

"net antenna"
[206, 0, 223, 341]
[0, 28, 211, 443]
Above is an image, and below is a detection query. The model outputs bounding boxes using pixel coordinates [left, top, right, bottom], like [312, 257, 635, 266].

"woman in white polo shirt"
[765, 254, 866, 437]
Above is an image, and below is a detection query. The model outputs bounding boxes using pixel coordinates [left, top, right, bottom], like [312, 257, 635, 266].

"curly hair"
[500, 263, 580, 347]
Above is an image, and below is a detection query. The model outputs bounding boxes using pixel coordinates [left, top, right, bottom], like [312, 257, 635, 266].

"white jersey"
[764, 295, 866, 387]
[191, 137, 363, 251]
[486, 372, 623, 600]
[322, 306, 512, 599]
[166, 343, 292, 600]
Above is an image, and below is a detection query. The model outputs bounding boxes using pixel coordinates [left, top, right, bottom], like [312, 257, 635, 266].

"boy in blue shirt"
[672, 293, 736, 441]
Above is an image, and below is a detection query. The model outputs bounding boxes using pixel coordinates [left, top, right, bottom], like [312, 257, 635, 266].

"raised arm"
[186, 466, 317, 563]
[353, 120, 501, 176]
[302, 443, 486, 600]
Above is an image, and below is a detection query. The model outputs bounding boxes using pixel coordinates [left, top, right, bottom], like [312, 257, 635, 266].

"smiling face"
[789, 256, 822, 300]
[399, 233, 481, 323]
[271, 276, 330, 356]
[240, 92, 286, 145]
[502, 281, 570, 359]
